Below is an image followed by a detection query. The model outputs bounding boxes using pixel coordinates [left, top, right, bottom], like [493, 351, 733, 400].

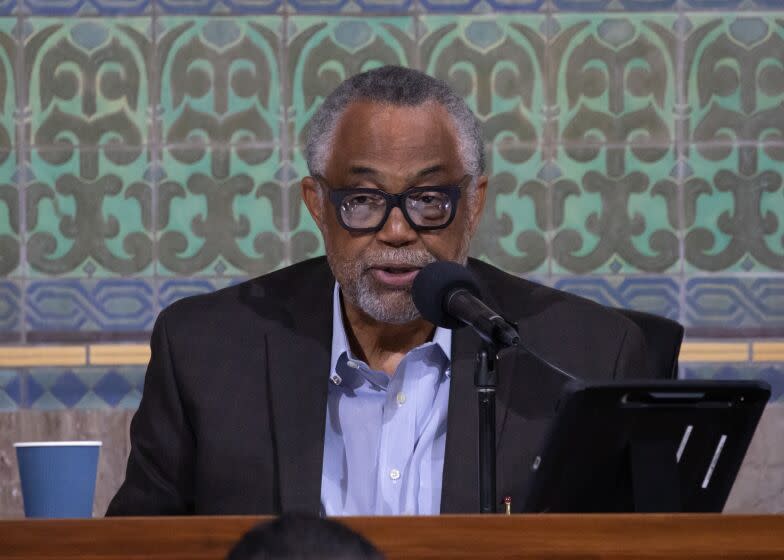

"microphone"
[412, 261, 520, 348]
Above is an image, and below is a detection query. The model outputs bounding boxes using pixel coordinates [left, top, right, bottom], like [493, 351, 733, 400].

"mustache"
[361, 249, 437, 269]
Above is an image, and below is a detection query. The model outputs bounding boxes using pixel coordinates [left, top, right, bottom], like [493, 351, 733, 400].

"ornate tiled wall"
[0, 0, 783, 515]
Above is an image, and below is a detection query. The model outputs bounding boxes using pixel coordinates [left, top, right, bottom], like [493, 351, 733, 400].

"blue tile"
[26, 279, 154, 334]
[680, 364, 784, 403]
[157, 0, 281, 13]
[287, 0, 410, 11]
[49, 371, 89, 408]
[685, 277, 784, 330]
[552, 0, 676, 9]
[92, 371, 132, 407]
[22, 0, 151, 14]
[0, 281, 21, 338]
[420, 0, 543, 12]
[158, 278, 242, 310]
[553, 277, 681, 320]
[682, 0, 743, 7]
[0, 370, 22, 410]
[0, 1, 14, 14]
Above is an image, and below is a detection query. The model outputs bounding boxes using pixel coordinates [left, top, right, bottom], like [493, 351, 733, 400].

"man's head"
[301, 66, 488, 325]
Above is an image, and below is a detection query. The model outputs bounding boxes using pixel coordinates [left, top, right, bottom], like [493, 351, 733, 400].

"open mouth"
[369, 266, 421, 288]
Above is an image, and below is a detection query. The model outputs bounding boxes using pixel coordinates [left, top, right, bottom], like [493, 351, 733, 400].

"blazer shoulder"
[159, 256, 333, 329]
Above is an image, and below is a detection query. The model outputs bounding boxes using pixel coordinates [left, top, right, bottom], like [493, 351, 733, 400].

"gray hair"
[304, 66, 485, 178]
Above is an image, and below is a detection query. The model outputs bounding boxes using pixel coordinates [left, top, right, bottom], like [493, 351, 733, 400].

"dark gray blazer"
[106, 257, 649, 516]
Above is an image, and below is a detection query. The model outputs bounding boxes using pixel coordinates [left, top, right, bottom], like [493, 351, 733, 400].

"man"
[107, 66, 648, 516]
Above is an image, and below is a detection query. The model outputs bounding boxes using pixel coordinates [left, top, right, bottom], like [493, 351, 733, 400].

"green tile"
[470, 143, 549, 275]
[288, 147, 324, 264]
[0, 149, 18, 276]
[25, 148, 153, 277]
[286, 17, 417, 149]
[549, 14, 678, 145]
[0, 18, 16, 151]
[158, 145, 287, 276]
[684, 143, 784, 273]
[683, 15, 784, 144]
[158, 17, 283, 146]
[552, 144, 680, 274]
[24, 19, 152, 147]
[419, 15, 548, 147]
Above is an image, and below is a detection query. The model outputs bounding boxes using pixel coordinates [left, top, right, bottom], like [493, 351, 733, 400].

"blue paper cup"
[14, 441, 102, 518]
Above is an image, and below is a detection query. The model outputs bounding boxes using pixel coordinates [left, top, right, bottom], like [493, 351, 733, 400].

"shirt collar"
[329, 282, 452, 382]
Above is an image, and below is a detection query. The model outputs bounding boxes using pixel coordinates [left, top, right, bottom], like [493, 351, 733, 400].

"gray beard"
[326, 232, 472, 324]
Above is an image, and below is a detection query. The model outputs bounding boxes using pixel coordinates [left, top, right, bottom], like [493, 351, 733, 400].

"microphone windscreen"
[412, 261, 481, 329]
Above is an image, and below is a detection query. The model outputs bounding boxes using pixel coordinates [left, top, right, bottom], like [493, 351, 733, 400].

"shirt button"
[396, 392, 406, 406]
[389, 468, 401, 481]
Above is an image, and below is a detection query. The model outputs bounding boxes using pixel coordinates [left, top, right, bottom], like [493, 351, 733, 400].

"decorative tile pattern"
[419, 0, 543, 14]
[287, 0, 411, 13]
[26, 279, 155, 334]
[158, 17, 282, 147]
[0, 151, 19, 277]
[27, 367, 145, 409]
[286, 17, 416, 149]
[24, 19, 152, 148]
[158, 277, 240, 308]
[0, 19, 15, 151]
[554, 275, 680, 319]
[680, 364, 784, 402]
[157, 0, 281, 13]
[0, 1, 14, 15]
[22, 0, 151, 15]
[683, 144, 784, 272]
[551, 145, 680, 274]
[550, 14, 678, 147]
[419, 15, 547, 146]
[157, 146, 285, 276]
[0, 281, 22, 341]
[685, 277, 784, 330]
[552, 0, 677, 9]
[0, 370, 21, 410]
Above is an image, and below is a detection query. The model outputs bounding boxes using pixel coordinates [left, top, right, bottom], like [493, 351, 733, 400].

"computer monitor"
[520, 380, 770, 513]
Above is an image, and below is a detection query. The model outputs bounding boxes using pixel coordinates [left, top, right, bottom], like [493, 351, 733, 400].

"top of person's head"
[304, 65, 484, 180]
[226, 514, 384, 560]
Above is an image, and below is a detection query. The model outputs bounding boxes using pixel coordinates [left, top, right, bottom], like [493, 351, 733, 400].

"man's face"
[302, 100, 487, 324]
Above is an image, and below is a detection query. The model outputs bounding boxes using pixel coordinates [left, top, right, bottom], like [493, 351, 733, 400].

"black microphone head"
[412, 261, 481, 329]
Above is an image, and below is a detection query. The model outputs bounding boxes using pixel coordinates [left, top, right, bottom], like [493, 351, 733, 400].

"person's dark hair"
[305, 65, 484, 178]
[226, 513, 384, 560]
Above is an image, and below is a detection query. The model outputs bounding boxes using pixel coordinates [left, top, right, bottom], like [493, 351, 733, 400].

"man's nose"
[375, 207, 418, 247]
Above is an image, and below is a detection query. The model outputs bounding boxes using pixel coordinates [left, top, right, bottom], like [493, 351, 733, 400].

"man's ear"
[301, 176, 325, 233]
[467, 175, 488, 236]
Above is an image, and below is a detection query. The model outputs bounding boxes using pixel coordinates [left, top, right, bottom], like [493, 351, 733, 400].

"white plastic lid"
[14, 441, 102, 447]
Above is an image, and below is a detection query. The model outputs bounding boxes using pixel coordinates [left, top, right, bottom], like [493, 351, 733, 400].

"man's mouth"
[368, 265, 422, 288]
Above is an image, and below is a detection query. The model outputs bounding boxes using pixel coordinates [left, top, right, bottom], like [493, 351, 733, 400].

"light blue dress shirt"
[321, 284, 452, 515]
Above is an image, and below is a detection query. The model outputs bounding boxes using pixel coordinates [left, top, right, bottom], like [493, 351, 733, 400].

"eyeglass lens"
[339, 190, 453, 230]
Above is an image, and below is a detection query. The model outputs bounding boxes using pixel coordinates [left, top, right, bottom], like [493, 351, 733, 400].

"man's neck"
[341, 293, 435, 376]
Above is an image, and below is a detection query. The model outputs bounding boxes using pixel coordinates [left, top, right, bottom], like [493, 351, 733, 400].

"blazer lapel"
[263, 271, 334, 514]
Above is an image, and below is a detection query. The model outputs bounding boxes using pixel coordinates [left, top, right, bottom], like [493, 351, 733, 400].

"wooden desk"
[1, 514, 783, 559]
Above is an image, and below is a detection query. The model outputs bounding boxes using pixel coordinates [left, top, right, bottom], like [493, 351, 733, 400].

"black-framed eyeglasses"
[317, 174, 471, 233]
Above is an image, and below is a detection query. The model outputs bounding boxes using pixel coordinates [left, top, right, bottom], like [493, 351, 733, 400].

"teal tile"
[286, 17, 417, 149]
[683, 15, 784, 144]
[470, 142, 549, 275]
[24, 19, 152, 147]
[0, 370, 21, 410]
[286, 147, 324, 264]
[27, 367, 145, 410]
[419, 15, 548, 146]
[551, 144, 680, 274]
[683, 143, 784, 273]
[0, 149, 18, 276]
[549, 14, 678, 145]
[158, 145, 287, 276]
[158, 17, 283, 146]
[25, 148, 153, 277]
[0, 18, 16, 151]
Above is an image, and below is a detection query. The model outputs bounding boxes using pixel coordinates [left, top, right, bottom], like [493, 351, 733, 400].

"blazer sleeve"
[612, 322, 651, 380]
[105, 308, 195, 515]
